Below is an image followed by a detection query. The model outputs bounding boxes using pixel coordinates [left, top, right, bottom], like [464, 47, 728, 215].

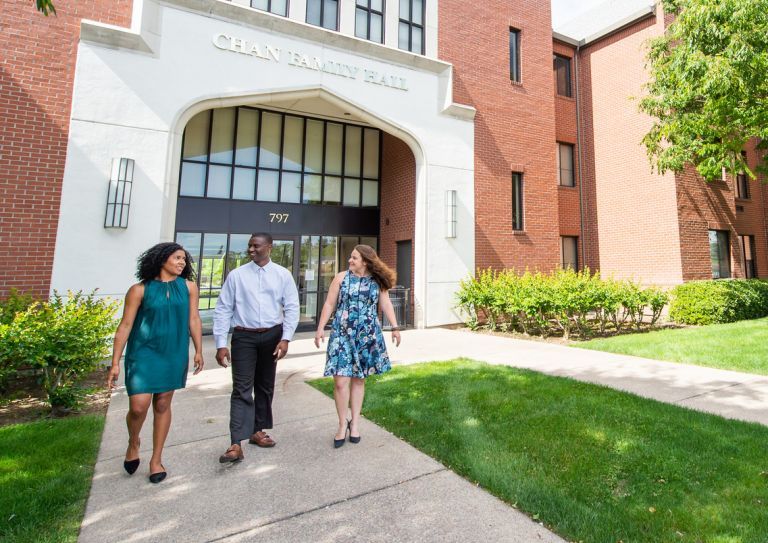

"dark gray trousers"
[229, 326, 281, 444]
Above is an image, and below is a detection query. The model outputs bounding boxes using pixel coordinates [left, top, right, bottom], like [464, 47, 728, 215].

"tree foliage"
[34, 0, 56, 15]
[640, 0, 768, 181]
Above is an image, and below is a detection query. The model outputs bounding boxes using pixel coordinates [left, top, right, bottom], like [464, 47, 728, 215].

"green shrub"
[455, 268, 670, 339]
[0, 291, 117, 413]
[0, 288, 35, 325]
[0, 290, 37, 393]
[669, 279, 768, 325]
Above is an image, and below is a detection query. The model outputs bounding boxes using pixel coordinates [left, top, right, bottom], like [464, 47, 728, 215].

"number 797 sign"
[269, 213, 289, 224]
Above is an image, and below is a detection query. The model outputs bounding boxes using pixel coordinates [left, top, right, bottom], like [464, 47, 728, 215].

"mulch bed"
[0, 369, 111, 427]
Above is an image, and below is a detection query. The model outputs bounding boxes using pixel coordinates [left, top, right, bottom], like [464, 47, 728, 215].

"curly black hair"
[135, 242, 196, 283]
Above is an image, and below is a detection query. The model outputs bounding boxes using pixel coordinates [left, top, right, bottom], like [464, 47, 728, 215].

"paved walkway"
[79, 328, 768, 542]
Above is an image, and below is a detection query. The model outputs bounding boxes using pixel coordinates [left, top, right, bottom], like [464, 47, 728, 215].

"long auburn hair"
[354, 245, 396, 290]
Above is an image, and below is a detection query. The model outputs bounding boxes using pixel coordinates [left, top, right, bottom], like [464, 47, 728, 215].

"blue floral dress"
[323, 272, 392, 378]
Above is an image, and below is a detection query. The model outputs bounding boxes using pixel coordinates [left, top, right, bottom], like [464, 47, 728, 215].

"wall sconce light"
[445, 189, 457, 238]
[104, 158, 134, 228]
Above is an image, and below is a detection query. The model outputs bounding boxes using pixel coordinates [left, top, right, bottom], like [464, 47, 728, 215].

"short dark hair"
[136, 242, 195, 283]
[250, 232, 273, 244]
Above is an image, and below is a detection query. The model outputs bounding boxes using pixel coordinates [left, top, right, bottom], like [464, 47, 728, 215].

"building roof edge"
[553, 3, 657, 47]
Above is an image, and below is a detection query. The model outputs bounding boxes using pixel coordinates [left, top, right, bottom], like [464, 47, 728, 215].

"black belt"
[233, 324, 281, 333]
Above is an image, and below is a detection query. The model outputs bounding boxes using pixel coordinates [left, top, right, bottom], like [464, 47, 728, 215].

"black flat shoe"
[348, 420, 361, 444]
[149, 466, 167, 484]
[123, 458, 140, 475]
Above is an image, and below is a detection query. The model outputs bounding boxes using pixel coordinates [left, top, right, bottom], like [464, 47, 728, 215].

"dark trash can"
[382, 286, 409, 330]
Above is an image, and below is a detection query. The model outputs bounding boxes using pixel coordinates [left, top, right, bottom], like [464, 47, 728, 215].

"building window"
[355, 0, 384, 43]
[512, 172, 523, 231]
[736, 151, 749, 199]
[398, 0, 425, 54]
[739, 235, 757, 278]
[307, 0, 338, 30]
[561, 236, 578, 269]
[250, 0, 288, 16]
[179, 107, 381, 208]
[709, 230, 731, 279]
[558, 143, 575, 186]
[553, 54, 572, 97]
[509, 28, 521, 82]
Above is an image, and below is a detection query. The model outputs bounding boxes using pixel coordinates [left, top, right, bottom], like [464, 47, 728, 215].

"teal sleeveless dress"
[124, 277, 190, 396]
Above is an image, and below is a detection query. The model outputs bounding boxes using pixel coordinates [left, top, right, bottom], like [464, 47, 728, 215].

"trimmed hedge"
[456, 268, 668, 339]
[669, 279, 768, 325]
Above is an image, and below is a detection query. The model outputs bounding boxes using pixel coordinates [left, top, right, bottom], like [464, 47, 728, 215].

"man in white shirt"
[214, 233, 300, 463]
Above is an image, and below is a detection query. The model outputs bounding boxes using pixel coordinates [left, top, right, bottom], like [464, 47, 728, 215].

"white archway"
[161, 86, 430, 327]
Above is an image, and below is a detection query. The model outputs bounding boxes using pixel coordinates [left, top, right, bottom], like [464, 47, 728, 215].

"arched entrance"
[169, 91, 421, 331]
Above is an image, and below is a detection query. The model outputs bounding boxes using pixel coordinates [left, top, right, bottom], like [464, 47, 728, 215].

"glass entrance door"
[177, 231, 376, 333]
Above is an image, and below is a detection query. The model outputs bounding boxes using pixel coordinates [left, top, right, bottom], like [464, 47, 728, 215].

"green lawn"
[311, 360, 768, 543]
[576, 317, 768, 375]
[0, 415, 105, 543]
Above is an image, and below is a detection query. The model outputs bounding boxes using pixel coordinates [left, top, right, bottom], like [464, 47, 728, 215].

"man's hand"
[273, 340, 289, 361]
[216, 347, 231, 368]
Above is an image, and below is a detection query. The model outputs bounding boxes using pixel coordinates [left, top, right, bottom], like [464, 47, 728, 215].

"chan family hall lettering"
[212, 33, 409, 91]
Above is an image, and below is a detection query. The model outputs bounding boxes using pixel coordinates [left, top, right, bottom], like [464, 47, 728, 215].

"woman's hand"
[106, 365, 120, 390]
[392, 329, 401, 347]
[193, 352, 204, 375]
[314, 329, 324, 348]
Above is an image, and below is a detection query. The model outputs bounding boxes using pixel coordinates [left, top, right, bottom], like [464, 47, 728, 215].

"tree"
[640, 0, 768, 181]
[35, 0, 56, 15]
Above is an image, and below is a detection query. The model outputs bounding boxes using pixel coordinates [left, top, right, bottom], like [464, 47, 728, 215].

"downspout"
[574, 43, 587, 270]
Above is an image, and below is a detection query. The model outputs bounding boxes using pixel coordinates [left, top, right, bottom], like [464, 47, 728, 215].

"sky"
[551, 0, 607, 27]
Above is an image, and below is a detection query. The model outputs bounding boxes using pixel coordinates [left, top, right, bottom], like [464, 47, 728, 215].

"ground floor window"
[175, 231, 377, 331]
[560, 236, 578, 270]
[739, 234, 756, 278]
[708, 230, 731, 279]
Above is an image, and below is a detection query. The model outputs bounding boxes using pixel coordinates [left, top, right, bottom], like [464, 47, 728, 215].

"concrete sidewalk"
[79, 328, 768, 542]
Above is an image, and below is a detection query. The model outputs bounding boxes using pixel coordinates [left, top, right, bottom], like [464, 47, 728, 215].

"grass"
[575, 317, 768, 375]
[0, 414, 105, 543]
[310, 360, 768, 543]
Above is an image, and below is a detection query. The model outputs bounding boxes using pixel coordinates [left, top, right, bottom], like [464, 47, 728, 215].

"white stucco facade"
[51, 0, 475, 328]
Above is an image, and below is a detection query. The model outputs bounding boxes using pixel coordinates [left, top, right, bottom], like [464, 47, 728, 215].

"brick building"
[1, 0, 765, 329]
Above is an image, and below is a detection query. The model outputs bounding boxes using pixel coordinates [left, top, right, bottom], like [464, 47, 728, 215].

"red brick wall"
[577, 9, 684, 287]
[676, 147, 768, 280]
[0, 0, 133, 298]
[378, 133, 415, 288]
[439, 0, 560, 274]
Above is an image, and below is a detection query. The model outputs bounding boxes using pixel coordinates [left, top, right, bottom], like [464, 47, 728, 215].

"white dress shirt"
[213, 260, 300, 349]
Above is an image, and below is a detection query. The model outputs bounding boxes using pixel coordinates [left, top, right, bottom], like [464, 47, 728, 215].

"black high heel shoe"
[334, 422, 349, 448]
[348, 420, 360, 444]
[123, 458, 140, 475]
[149, 465, 167, 484]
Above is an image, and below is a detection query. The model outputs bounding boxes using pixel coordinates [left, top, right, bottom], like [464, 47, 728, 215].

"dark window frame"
[355, 0, 385, 43]
[509, 28, 521, 83]
[250, 0, 289, 16]
[398, 0, 425, 55]
[709, 229, 731, 279]
[560, 236, 578, 270]
[306, 0, 339, 31]
[736, 151, 750, 199]
[558, 142, 575, 187]
[553, 54, 572, 97]
[739, 234, 757, 278]
[512, 172, 524, 231]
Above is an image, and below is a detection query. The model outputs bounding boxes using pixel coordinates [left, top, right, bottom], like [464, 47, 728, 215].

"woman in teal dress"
[107, 242, 204, 483]
[314, 245, 401, 448]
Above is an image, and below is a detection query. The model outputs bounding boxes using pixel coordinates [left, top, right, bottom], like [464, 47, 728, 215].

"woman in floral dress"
[314, 245, 401, 448]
